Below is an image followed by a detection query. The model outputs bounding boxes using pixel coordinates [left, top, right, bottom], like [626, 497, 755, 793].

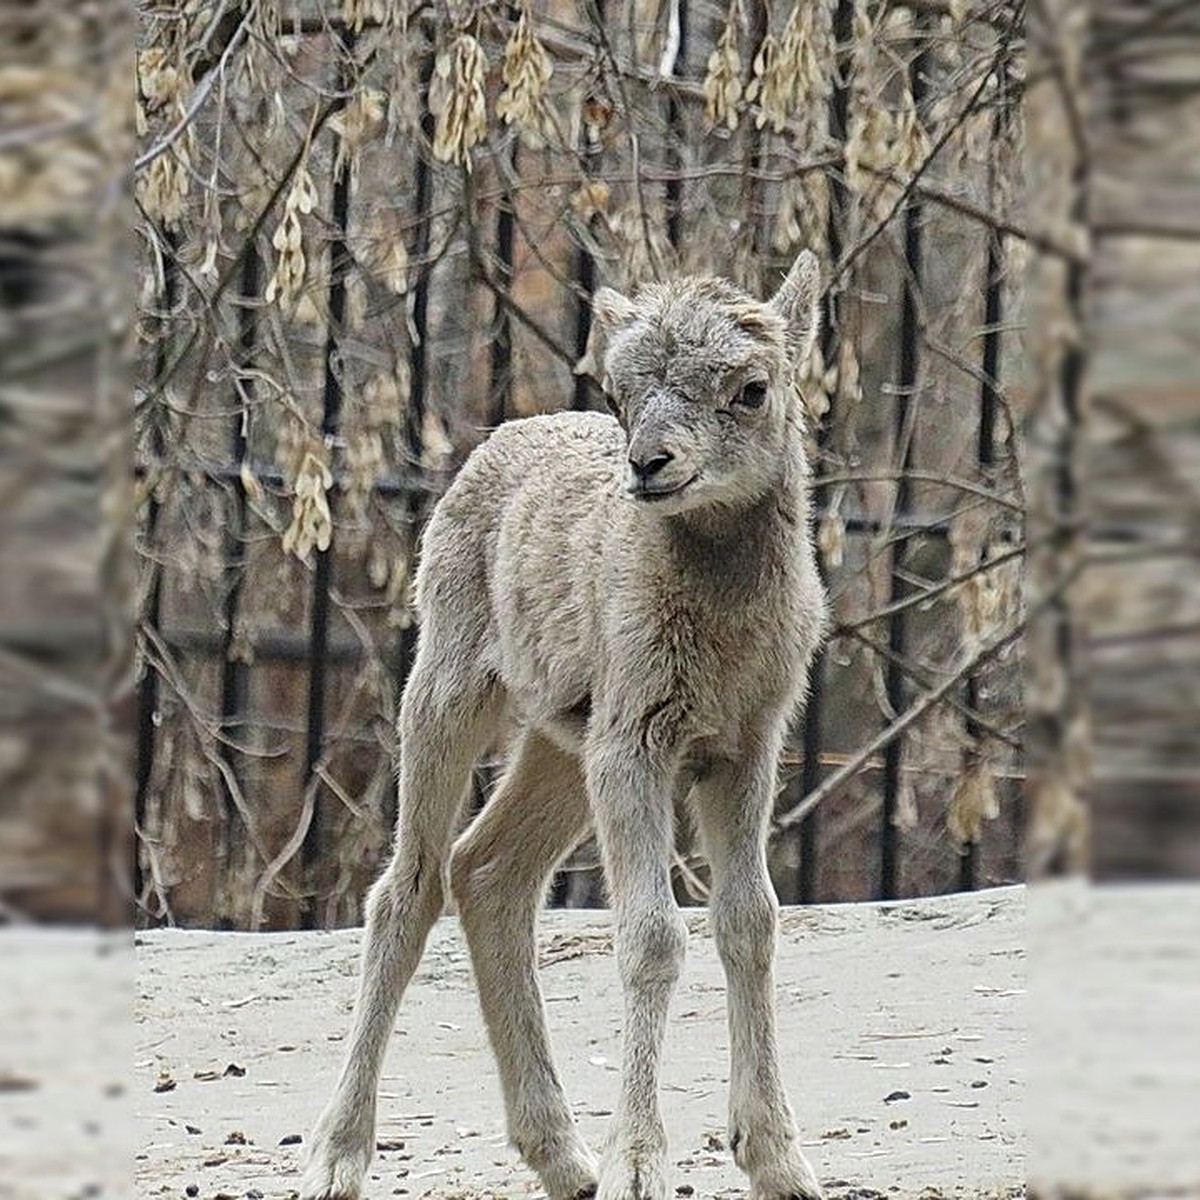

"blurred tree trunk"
[1023, 0, 1093, 876]
[1085, 0, 1200, 879]
[0, 3, 130, 924]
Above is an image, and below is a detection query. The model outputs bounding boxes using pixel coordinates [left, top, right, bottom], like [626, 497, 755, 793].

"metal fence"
[134, 0, 1026, 929]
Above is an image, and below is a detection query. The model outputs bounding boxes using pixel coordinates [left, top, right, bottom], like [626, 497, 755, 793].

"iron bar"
[301, 29, 357, 924]
[665, 0, 687, 249]
[384, 45, 439, 840]
[134, 228, 178, 917]
[796, 0, 856, 904]
[490, 139, 515, 428]
[571, 0, 605, 413]
[131, 458, 958, 534]
[880, 29, 928, 901]
[132, 457, 425, 499]
[960, 97, 1009, 892]
[215, 237, 258, 928]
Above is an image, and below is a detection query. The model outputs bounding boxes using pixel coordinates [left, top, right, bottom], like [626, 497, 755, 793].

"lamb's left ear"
[592, 286, 639, 332]
[769, 249, 822, 367]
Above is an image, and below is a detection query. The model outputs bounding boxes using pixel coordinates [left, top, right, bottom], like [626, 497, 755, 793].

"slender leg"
[693, 747, 823, 1200]
[300, 655, 503, 1200]
[585, 738, 688, 1200]
[449, 729, 598, 1199]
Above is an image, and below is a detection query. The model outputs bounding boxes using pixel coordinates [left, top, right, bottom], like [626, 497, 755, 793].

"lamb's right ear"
[592, 286, 638, 332]
[770, 249, 822, 367]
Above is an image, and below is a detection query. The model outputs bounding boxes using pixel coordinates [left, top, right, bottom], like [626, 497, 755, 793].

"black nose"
[629, 450, 674, 481]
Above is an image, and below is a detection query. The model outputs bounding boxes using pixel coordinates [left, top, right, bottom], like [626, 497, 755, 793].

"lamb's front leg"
[694, 752, 823, 1200]
[586, 741, 688, 1200]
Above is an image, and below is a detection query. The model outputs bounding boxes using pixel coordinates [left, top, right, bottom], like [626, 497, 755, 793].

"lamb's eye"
[736, 380, 768, 409]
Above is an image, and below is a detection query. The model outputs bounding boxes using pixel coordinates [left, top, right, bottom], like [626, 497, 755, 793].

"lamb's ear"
[770, 249, 822, 367]
[576, 287, 638, 379]
[592, 286, 638, 332]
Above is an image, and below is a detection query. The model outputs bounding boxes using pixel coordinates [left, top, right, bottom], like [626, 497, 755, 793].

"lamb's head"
[593, 249, 820, 515]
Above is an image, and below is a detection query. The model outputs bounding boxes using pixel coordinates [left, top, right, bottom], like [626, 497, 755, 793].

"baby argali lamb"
[301, 250, 829, 1200]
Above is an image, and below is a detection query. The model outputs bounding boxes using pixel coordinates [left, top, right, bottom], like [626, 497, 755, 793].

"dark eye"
[736, 380, 768, 409]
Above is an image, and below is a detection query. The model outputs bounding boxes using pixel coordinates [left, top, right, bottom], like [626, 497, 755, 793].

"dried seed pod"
[703, 20, 743, 132]
[282, 442, 334, 560]
[818, 510, 846, 570]
[265, 207, 305, 306]
[430, 35, 488, 170]
[495, 8, 556, 148]
[342, 0, 388, 34]
[137, 149, 191, 228]
[331, 88, 387, 178]
[946, 760, 999, 847]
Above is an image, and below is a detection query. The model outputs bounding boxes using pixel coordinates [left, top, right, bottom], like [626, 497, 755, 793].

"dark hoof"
[570, 1187, 598, 1200]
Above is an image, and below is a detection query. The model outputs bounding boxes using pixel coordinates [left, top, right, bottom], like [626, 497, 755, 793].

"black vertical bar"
[797, 663, 826, 901]
[490, 144, 515, 428]
[740, 1, 769, 265]
[665, 0, 687, 249]
[960, 81, 1011, 892]
[398, 47, 435, 627]
[216, 242, 258, 928]
[134, 229, 179, 918]
[572, 240, 596, 412]
[960, 228, 1002, 893]
[301, 30, 357, 926]
[572, 0, 605, 413]
[795, 0, 855, 905]
[386, 46, 438, 843]
[556, 1, 603, 899]
[880, 33, 927, 901]
[406, 62, 433, 469]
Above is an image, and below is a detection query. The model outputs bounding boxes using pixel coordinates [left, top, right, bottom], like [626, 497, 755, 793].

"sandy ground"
[123, 887, 1026, 1200]
[12, 883, 1196, 1200]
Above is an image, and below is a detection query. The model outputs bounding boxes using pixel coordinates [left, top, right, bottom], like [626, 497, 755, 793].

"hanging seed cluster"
[703, 19, 743, 131]
[265, 162, 317, 307]
[281, 438, 335, 560]
[430, 34, 488, 169]
[706, 2, 834, 135]
[136, 40, 191, 227]
[844, 3, 931, 207]
[495, 7, 556, 148]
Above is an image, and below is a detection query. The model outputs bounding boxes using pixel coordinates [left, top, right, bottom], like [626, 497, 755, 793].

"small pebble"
[676, 1186, 695, 1196]
[279, 1133, 302, 1145]
[185, 1186, 199, 1198]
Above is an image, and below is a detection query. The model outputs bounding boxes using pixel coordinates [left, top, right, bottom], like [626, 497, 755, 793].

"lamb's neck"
[663, 448, 809, 579]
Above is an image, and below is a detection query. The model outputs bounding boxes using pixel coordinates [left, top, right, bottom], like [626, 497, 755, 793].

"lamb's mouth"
[628, 473, 700, 502]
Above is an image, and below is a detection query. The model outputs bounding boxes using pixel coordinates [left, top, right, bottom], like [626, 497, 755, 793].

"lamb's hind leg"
[449, 729, 597, 1200]
[300, 653, 503, 1200]
[693, 752, 822, 1200]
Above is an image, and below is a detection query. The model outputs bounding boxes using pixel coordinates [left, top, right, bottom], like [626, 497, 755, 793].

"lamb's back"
[415, 413, 623, 704]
